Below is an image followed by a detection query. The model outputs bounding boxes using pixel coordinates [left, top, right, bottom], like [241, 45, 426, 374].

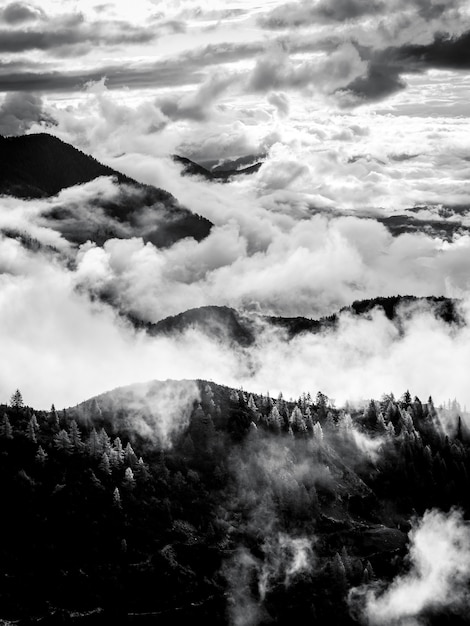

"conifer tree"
[99, 452, 111, 475]
[113, 487, 122, 509]
[49, 404, 60, 430]
[35, 446, 48, 465]
[69, 420, 83, 450]
[0, 414, 13, 439]
[10, 389, 24, 410]
[54, 429, 72, 452]
[26, 418, 37, 443]
[123, 467, 135, 490]
[87, 428, 101, 457]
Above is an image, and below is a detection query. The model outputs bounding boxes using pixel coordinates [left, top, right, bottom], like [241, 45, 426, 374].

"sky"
[1, 0, 470, 408]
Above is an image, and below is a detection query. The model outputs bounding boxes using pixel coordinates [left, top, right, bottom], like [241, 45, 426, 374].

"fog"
[2, 186, 470, 409]
[351, 508, 470, 625]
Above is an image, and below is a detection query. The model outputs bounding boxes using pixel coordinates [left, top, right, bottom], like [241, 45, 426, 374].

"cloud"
[267, 92, 290, 118]
[0, 92, 56, 135]
[4, 190, 470, 412]
[351, 508, 470, 624]
[0, 10, 158, 55]
[338, 63, 408, 104]
[340, 30, 470, 104]
[158, 72, 240, 121]
[259, 0, 385, 29]
[0, 39, 261, 93]
[400, 30, 470, 70]
[1, 2, 45, 24]
[248, 42, 367, 94]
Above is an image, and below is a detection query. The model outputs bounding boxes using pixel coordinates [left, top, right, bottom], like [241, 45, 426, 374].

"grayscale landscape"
[0, 1, 470, 624]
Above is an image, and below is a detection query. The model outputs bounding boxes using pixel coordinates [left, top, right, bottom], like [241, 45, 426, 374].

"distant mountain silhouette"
[202, 153, 265, 172]
[133, 296, 463, 346]
[173, 154, 262, 181]
[0, 133, 213, 247]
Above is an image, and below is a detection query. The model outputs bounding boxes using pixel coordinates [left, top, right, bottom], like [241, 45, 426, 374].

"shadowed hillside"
[0, 133, 136, 198]
[0, 134, 213, 247]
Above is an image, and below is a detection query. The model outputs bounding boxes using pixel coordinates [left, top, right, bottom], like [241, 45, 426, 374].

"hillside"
[0, 134, 213, 247]
[0, 379, 467, 624]
[0, 133, 136, 198]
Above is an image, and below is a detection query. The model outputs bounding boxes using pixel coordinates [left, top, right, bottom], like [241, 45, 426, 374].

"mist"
[350, 508, 470, 625]
[2, 198, 470, 409]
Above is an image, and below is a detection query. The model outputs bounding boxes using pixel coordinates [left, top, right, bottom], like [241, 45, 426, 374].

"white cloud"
[351, 508, 470, 625]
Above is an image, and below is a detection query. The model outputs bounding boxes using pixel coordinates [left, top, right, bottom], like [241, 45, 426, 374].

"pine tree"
[0, 414, 13, 439]
[26, 418, 37, 443]
[68, 420, 83, 450]
[10, 389, 24, 410]
[267, 406, 282, 433]
[313, 422, 324, 443]
[113, 487, 122, 509]
[112, 437, 124, 466]
[49, 404, 60, 430]
[124, 442, 137, 466]
[290, 406, 307, 435]
[98, 428, 111, 454]
[99, 451, 111, 475]
[54, 429, 72, 452]
[35, 446, 48, 465]
[87, 428, 101, 457]
[123, 467, 135, 490]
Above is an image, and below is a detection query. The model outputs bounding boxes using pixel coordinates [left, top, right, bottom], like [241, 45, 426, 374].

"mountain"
[173, 154, 262, 181]
[133, 295, 463, 346]
[0, 133, 134, 198]
[0, 134, 213, 247]
[2, 377, 467, 624]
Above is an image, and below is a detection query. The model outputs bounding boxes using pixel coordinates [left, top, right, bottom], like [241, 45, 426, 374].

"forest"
[1, 381, 469, 625]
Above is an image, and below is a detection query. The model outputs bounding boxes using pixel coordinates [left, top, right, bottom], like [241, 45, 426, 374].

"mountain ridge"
[127, 295, 464, 346]
[0, 133, 214, 247]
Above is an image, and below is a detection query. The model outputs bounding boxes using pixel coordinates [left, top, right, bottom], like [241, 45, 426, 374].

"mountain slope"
[0, 133, 135, 198]
[133, 296, 463, 346]
[0, 133, 213, 247]
[2, 377, 468, 624]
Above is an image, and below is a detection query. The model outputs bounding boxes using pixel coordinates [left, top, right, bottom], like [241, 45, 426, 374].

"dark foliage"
[0, 380, 469, 624]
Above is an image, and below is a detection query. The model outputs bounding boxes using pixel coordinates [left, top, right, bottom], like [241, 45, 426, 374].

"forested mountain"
[0, 134, 213, 247]
[0, 380, 468, 624]
[137, 296, 463, 346]
[0, 134, 135, 198]
[173, 155, 262, 181]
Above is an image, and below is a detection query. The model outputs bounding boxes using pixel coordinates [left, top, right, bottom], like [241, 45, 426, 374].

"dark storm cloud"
[259, 0, 385, 29]
[401, 30, 470, 70]
[0, 63, 205, 93]
[259, 0, 465, 29]
[0, 19, 157, 54]
[0, 40, 261, 93]
[340, 30, 470, 103]
[341, 63, 407, 102]
[0, 91, 56, 135]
